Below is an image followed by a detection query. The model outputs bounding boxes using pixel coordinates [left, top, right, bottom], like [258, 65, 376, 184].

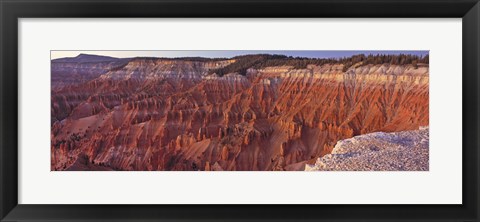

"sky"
[51, 50, 429, 60]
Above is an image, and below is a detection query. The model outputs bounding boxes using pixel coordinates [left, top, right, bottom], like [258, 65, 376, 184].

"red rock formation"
[51, 54, 130, 90]
[51, 58, 429, 171]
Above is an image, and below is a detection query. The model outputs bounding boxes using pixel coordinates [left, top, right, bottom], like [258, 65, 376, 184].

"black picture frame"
[1, 0, 479, 221]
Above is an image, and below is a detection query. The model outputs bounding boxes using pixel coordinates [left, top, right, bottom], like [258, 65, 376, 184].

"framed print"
[1, 0, 479, 221]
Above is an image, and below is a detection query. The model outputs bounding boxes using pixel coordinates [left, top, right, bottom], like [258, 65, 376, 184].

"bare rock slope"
[305, 127, 429, 171]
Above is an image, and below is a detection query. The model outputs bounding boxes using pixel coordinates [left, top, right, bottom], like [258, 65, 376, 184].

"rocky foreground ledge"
[305, 127, 429, 171]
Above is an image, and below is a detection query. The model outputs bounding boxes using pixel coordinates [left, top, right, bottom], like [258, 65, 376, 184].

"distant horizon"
[51, 50, 429, 60]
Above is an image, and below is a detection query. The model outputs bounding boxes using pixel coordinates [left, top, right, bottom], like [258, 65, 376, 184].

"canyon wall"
[51, 57, 429, 171]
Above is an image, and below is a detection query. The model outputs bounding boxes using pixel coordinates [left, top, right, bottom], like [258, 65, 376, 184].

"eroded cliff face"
[51, 58, 429, 171]
[51, 54, 130, 90]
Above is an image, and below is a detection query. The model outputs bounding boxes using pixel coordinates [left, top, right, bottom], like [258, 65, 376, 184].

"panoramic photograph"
[51, 50, 429, 171]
